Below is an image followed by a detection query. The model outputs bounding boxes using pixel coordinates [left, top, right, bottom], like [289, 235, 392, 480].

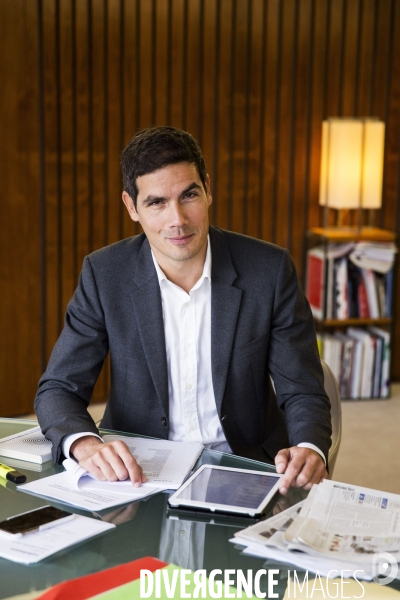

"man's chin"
[167, 248, 200, 262]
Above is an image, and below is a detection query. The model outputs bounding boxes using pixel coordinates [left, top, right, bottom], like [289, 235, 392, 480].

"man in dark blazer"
[35, 127, 331, 496]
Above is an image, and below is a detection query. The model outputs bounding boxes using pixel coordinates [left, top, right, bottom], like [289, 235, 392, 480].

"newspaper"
[285, 479, 400, 563]
[231, 479, 400, 580]
[233, 501, 304, 550]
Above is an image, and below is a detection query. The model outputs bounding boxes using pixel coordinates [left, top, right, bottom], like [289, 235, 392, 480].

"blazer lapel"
[209, 227, 242, 415]
[130, 238, 169, 418]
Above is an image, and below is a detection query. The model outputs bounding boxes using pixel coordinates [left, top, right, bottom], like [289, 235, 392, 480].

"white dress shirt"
[62, 236, 325, 464]
[151, 236, 230, 452]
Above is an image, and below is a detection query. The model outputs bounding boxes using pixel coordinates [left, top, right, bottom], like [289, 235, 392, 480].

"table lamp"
[319, 117, 385, 229]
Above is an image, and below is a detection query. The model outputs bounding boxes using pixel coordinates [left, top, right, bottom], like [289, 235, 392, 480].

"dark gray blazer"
[35, 226, 332, 464]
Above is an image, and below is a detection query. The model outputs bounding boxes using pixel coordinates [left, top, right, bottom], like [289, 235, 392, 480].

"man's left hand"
[274, 447, 328, 495]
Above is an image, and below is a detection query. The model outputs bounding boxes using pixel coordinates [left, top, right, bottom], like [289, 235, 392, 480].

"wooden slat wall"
[1, 0, 400, 415]
[0, 1, 41, 416]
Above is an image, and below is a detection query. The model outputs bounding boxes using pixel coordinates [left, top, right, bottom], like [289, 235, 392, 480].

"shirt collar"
[151, 234, 212, 288]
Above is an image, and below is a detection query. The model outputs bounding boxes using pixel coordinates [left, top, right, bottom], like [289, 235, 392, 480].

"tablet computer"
[168, 465, 281, 518]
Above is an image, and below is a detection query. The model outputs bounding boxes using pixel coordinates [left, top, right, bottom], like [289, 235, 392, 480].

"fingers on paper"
[81, 440, 146, 486]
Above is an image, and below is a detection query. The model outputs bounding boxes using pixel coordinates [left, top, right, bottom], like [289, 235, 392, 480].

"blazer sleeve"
[34, 256, 109, 463]
[267, 249, 332, 463]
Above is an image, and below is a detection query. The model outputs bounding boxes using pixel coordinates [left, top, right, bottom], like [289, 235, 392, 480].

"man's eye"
[185, 192, 197, 199]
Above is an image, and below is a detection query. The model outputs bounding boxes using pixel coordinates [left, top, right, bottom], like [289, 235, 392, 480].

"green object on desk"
[0, 462, 26, 484]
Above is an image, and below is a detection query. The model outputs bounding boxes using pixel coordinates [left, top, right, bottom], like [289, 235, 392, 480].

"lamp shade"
[319, 118, 385, 210]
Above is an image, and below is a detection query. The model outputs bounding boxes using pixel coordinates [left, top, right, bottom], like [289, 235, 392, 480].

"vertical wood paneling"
[245, 0, 264, 239]
[213, 0, 232, 231]
[2, 0, 400, 416]
[201, 0, 217, 192]
[122, 0, 139, 239]
[308, 0, 329, 231]
[229, 0, 247, 235]
[355, 0, 375, 115]
[260, 0, 279, 244]
[340, 0, 360, 116]
[275, 0, 295, 249]
[292, 0, 312, 265]
[170, 0, 185, 129]
[154, 0, 169, 126]
[75, 0, 91, 276]
[42, 0, 60, 357]
[0, 0, 41, 415]
[185, 0, 202, 139]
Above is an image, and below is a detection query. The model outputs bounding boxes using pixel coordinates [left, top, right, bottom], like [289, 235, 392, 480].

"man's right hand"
[70, 436, 146, 487]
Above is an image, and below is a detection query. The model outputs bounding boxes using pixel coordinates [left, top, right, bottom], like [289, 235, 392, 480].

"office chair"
[321, 359, 342, 475]
[270, 360, 342, 475]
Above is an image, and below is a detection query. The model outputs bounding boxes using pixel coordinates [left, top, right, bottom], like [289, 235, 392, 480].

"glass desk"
[0, 419, 302, 599]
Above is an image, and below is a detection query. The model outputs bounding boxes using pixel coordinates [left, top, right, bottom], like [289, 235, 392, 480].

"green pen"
[0, 462, 26, 484]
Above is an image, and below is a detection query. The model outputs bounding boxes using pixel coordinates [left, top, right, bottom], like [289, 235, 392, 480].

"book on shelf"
[369, 326, 391, 398]
[319, 327, 390, 399]
[332, 331, 354, 399]
[306, 243, 355, 320]
[306, 242, 395, 320]
[361, 269, 380, 318]
[305, 246, 325, 320]
[347, 328, 376, 398]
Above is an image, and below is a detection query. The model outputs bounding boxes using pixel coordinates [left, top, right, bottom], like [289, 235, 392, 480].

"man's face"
[122, 162, 212, 266]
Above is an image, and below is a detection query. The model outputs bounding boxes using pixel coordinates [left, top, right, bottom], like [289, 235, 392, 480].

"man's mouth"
[166, 234, 194, 245]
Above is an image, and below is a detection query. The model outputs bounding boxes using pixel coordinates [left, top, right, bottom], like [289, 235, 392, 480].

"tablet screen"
[170, 465, 280, 514]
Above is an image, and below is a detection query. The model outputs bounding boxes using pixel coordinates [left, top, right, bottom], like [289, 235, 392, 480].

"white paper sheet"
[19, 470, 161, 510]
[0, 514, 115, 564]
[18, 436, 203, 511]
[102, 435, 203, 488]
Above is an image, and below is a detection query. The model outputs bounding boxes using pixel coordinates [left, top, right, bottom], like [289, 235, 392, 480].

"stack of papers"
[19, 435, 203, 511]
[232, 479, 400, 581]
[0, 514, 115, 564]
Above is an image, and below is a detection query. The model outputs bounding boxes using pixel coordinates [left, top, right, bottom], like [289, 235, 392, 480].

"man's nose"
[167, 201, 188, 227]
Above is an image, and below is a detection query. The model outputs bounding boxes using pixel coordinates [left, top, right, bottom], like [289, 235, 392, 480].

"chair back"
[321, 359, 342, 475]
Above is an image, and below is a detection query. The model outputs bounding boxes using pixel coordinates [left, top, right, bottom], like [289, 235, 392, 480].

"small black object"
[6, 470, 26, 484]
[161, 417, 167, 426]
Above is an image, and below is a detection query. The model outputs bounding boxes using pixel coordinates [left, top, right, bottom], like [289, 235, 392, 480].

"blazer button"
[161, 417, 168, 426]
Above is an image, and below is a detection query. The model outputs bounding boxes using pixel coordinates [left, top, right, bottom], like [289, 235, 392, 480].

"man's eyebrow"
[179, 182, 203, 197]
[141, 182, 202, 206]
[141, 194, 166, 207]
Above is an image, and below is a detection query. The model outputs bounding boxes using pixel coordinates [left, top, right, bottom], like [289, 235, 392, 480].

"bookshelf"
[305, 227, 397, 400]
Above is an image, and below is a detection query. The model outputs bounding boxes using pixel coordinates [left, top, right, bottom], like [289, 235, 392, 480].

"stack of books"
[318, 326, 390, 399]
[306, 242, 396, 321]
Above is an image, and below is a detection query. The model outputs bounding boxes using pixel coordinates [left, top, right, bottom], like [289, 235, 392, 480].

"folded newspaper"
[231, 479, 400, 581]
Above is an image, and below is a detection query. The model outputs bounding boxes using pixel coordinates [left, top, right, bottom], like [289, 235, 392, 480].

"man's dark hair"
[121, 127, 207, 208]
[121, 126, 208, 209]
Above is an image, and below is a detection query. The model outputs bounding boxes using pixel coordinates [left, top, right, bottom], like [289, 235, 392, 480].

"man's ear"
[205, 175, 213, 207]
[122, 191, 140, 222]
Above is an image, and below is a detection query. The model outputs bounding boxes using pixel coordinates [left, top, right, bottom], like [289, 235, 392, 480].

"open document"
[285, 479, 400, 563]
[102, 435, 203, 488]
[0, 514, 115, 564]
[231, 479, 400, 581]
[19, 436, 203, 511]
